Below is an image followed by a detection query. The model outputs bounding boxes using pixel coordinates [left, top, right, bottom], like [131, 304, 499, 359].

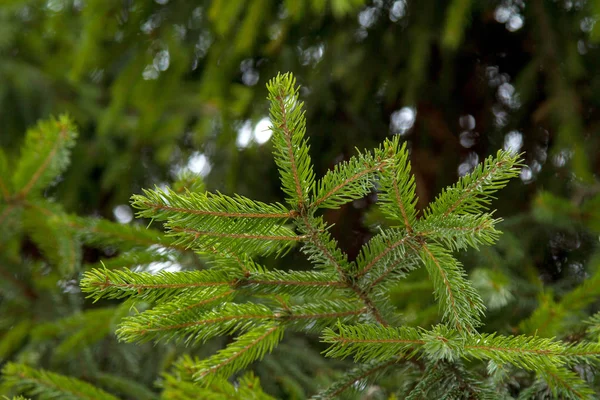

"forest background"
[1, 0, 600, 398]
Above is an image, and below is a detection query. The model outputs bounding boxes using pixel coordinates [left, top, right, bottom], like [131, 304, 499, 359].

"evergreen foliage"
[2, 1, 600, 397]
[69, 73, 600, 398]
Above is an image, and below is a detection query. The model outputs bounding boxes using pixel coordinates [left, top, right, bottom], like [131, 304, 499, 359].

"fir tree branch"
[424, 150, 521, 219]
[267, 73, 315, 209]
[367, 255, 421, 290]
[117, 302, 274, 344]
[192, 324, 285, 381]
[311, 357, 402, 399]
[298, 215, 389, 326]
[323, 322, 600, 388]
[81, 268, 239, 303]
[241, 269, 347, 298]
[521, 266, 600, 337]
[170, 226, 305, 242]
[416, 213, 501, 251]
[539, 366, 595, 400]
[168, 224, 303, 257]
[13, 115, 77, 199]
[92, 372, 159, 400]
[283, 300, 366, 333]
[311, 146, 391, 209]
[1, 363, 119, 400]
[355, 229, 414, 281]
[415, 242, 484, 332]
[132, 187, 296, 220]
[0, 320, 31, 361]
[27, 201, 188, 252]
[377, 140, 418, 231]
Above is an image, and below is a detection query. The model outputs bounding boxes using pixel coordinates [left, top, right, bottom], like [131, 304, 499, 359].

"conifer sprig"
[310, 357, 405, 400]
[322, 323, 600, 377]
[191, 323, 285, 381]
[416, 243, 485, 332]
[424, 150, 522, 219]
[376, 141, 418, 231]
[11, 115, 77, 199]
[267, 72, 315, 209]
[79, 72, 586, 398]
[1, 363, 118, 400]
[311, 148, 389, 209]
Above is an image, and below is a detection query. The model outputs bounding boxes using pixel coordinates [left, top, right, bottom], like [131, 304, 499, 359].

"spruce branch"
[535, 366, 595, 400]
[376, 140, 418, 231]
[22, 202, 81, 274]
[311, 357, 403, 399]
[162, 370, 275, 399]
[282, 300, 366, 333]
[1, 363, 118, 400]
[92, 372, 159, 400]
[167, 223, 302, 257]
[117, 302, 274, 345]
[424, 150, 521, 219]
[132, 187, 295, 221]
[354, 228, 416, 284]
[30, 307, 122, 361]
[27, 201, 185, 252]
[240, 269, 349, 298]
[297, 214, 390, 325]
[415, 213, 502, 251]
[267, 73, 315, 209]
[0, 320, 31, 362]
[311, 146, 390, 209]
[416, 242, 485, 332]
[191, 323, 285, 382]
[81, 268, 239, 303]
[520, 266, 600, 337]
[324, 322, 600, 394]
[12, 115, 77, 199]
[74, 72, 534, 393]
[405, 362, 445, 400]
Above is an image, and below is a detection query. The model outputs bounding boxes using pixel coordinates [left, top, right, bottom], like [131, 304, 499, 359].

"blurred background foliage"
[1, 0, 600, 398]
